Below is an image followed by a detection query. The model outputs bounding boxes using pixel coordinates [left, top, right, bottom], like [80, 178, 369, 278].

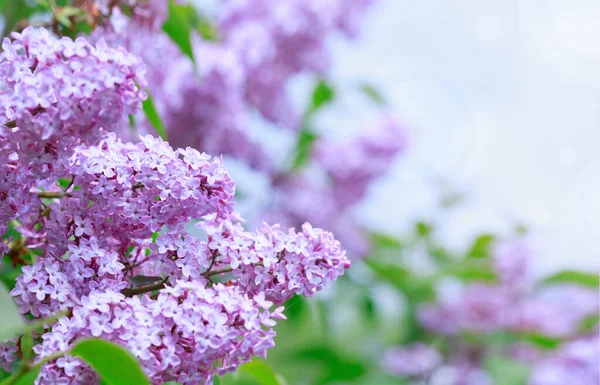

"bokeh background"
[235, 0, 600, 275]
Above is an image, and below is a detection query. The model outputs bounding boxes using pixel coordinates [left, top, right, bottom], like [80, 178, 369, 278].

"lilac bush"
[379, 238, 599, 385]
[0, 2, 356, 382]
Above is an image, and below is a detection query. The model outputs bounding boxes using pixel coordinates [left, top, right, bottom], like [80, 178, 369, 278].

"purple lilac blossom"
[92, 8, 271, 169]
[0, 26, 145, 240]
[418, 243, 598, 337]
[382, 343, 442, 378]
[92, 0, 377, 169]
[1, 133, 349, 383]
[33, 283, 284, 385]
[258, 114, 407, 257]
[529, 331, 599, 385]
[217, 0, 377, 128]
[314, 113, 409, 209]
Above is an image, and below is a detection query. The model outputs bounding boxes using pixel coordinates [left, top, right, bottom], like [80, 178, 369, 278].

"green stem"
[7, 351, 67, 385]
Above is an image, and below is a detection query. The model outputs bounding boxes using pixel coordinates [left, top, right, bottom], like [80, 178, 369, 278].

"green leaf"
[415, 221, 432, 238]
[20, 331, 34, 360]
[283, 295, 308, 323]
[57, 178, 71, 188]
[291, 128, 318, 170]
[466, 234, 495, 259]
[0, 261, 21, 291]
[71, 339, 151, 385]
[541, 270, 599, 288]
[364, 260, 435, 303]
[359, 83, 386, 106]
[579, 313, 600, 332]
[485, 356, 529, 385]
[445, 260, 497, 283]
[308, 80, 334, 115]
[0, 365, 42, 385]
[54, 10, 72, 28]
[294, 346, 366, 384]
[238, 360, 281, 385]
[163, 0, 195, 62]
[518, 332, 562, 350]
[142, 92, 168, 141]
[195, 16, 219, 41]
[0, 282, 26, 342]
[369, 233, 402, 249]
[364, 260, 411, 291]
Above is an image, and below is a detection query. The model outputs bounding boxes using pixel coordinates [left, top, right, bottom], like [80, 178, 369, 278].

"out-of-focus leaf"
[369, 233, 402, 249]
[294, 346, 366, 384]
[308, 80, 334, 115]
[195, 15, 218, 41]
[283, 295, 308, 323]
[359, 83, 386, 106]
[579, 314, 600, 332]
[415, 221, 432, 238]
[518, 332, 562, 350]
[291, 127, 318, 170]
[238, 360, 282, 385]
[541, 270, 599, 288]
[0, 282, 26, 342]
[427, 246, 452, 263]
[0, 364, 42, 385]
[466, 234, 495, 259]
[163, 0, 195, 62]
[71, 339, 151, 385]
[20, 330, 34, 360]
[0, 369, 9, 381]
[364, 260, 410, 290]
[365, 260, 435, 302]
[2, 0, 49, 37]
[290, 79, 335, 170]
[485, 356, 529, 385]
[362, 291, 376, 321]
[0, 261, 21, 291]
[445, 260, 497, 283]
[54, 6, 84, 28]
[142, 92, 168, 141]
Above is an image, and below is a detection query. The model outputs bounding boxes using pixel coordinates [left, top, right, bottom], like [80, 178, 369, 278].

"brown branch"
[37, 191, 71, 199]
[202, 267, 233, 277]
[121, 277, 168, 297]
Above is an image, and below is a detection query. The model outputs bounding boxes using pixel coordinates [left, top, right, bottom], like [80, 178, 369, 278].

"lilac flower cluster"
[529, 331, 599, 385]
[33, 283, 284, 385]
[417, 243, 598, 338]
[83, 0, 406, 259]
[0, 27, 146, 168]
[382, 343, 442, 378]
[314, 113, 408, 209]
[382, 242, 599, 385]
[217, 0, 376, 128]
[198, 215, 350, 304]
[1, 133, 349, 383]
[262, 114, 408, 257]
[0, 25, 350, 384]
[91, 0, 377, 168]
[0, 27, 146, 243]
